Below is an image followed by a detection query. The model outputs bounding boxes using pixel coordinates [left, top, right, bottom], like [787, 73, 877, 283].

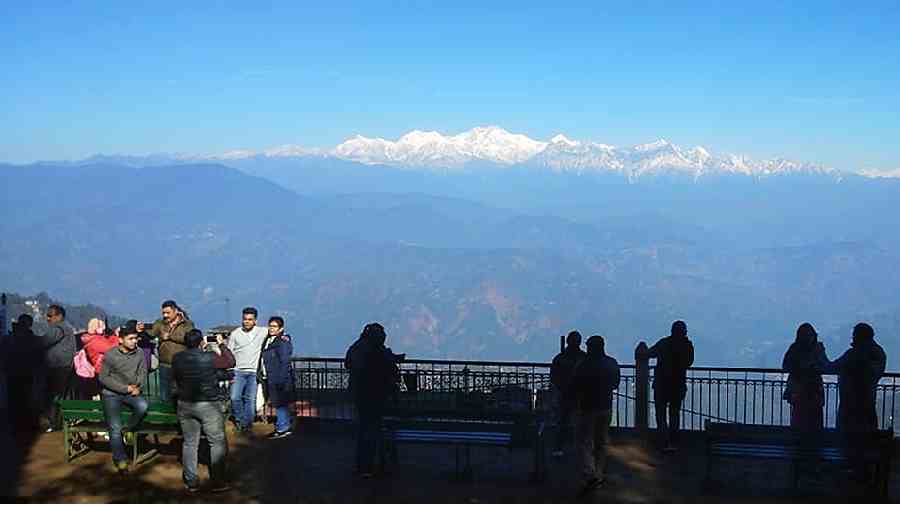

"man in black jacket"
[638, 320, 695, 452]
[571, 335, 620, 494]
[172, 330, 235, 493]
[344, 322, 401, 478]
[550, 330, 586, 457]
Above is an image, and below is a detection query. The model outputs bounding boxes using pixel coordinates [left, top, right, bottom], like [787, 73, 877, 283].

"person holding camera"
[172, 329, 235, 493]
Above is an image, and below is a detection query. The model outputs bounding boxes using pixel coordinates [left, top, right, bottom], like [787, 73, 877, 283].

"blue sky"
[2, 1, 899, 170]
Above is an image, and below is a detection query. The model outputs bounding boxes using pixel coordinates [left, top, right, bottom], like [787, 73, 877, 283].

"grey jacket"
[41, 321, 76, 369]
[99, 346, 148, 395]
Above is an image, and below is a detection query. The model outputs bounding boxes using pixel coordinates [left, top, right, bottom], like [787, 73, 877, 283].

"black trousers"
[46, 367, 74, 430]
[654, 388, 685, 446]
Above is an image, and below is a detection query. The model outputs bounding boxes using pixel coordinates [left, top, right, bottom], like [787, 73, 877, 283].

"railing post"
[635, 342, 650, 434]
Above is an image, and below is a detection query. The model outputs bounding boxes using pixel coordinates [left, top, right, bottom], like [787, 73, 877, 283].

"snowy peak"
[550, 134, 578, 146]
[331, 126, 547, 168]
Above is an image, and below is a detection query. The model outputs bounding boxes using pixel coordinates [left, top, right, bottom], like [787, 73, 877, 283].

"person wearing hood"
[550, 330, 587, 457]
[137, 300, 194, 403]
[781, 323, 828, 431]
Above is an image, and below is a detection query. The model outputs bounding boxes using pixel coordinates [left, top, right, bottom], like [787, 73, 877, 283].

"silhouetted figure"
[782, 323, 827, 431]
[344, 322, 401, 477]
[821, 322, 886, 483]
[7, 315, 44, 432]
[137, 300, 194, 403]
[639, 320, 694, 452]
[98, 321, 149, 473]
[550, 330, 586, 457]
[172, 329, 235, 493]
[39, 304, 76, 432]
[571, 335, 620, 494]
[260, 316, 296, 439]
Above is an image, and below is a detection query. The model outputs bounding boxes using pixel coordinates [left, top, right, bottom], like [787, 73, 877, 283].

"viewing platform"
[2, 352, 898, 502]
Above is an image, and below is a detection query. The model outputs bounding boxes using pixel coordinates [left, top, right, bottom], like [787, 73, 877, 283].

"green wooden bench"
[60, 399, 181, 467]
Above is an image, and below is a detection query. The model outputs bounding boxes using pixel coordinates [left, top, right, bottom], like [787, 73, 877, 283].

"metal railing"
[290, 356, 900, 433]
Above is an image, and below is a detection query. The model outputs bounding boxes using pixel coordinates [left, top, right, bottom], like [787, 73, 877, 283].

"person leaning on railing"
[636, 320, 694, 453]
[344, 322, 403, 478]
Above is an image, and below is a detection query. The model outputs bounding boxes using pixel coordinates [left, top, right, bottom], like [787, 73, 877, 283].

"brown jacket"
[147, 317, 195, 365]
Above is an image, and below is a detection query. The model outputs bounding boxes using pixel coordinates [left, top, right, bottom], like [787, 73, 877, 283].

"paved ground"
[2, 419, 896, 503]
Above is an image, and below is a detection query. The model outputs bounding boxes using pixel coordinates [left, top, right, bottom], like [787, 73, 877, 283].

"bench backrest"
[705, 420, 894, 448]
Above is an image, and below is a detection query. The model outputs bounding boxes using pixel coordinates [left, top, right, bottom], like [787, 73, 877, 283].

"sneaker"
[267, 430, 292, 439]
[663, 444, 677, 453]
[45, 427, 55, 433]
[123, 431, 135, 446]
[577, 477, 601, 497]
[184, 483, 200, 493]
[551, 449, 564, 458]
[210, 483, 232, 493]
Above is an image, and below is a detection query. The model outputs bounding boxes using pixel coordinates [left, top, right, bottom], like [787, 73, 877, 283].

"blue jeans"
[101, 392, 149, 464]
[275, 405, 292, 432]
[230, 371, 257, 428]
[177, 400, 228, 488]
[158, 365, 174, 403]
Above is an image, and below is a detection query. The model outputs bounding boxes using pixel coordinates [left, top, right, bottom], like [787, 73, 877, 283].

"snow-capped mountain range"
[57, 125, 891, 179]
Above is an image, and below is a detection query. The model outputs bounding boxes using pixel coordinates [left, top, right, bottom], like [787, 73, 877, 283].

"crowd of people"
[0, 295, 891, 496]
[548, 320, 887, 495]
[0, 300, 297, 493]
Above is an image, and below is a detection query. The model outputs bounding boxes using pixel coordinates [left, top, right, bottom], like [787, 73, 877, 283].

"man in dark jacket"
[638, 320, 694, 451]
[344, 322, 400, 477]
[40, 304, 77, 432]
[822, 322, 887, 483]
[571, 335, 620, 494]
[823, 323, 887, 433]
[550, 330, 587, 457]
[172, 329, 235, 493]
[97, 321, 148, 473]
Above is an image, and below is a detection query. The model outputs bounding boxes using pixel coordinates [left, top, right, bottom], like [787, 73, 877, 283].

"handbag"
[73, 349, 96, 378]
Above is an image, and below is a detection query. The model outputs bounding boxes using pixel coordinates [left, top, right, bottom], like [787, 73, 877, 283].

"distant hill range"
[1, 292, 126, 337]
[2, 147, 899, 365]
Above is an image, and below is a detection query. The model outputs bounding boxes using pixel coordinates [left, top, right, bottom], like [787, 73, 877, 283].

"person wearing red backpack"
[81, 319, 120, 376]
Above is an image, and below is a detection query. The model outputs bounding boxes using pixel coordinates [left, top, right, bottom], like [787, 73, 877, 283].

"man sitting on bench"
[98, 321, 149, 473]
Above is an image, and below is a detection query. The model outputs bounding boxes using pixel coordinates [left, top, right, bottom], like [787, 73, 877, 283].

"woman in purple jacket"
[260, 316, 296, 439]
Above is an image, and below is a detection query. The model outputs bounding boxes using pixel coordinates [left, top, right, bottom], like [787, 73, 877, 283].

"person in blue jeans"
[260, 316, 295, 438]
[227, 307, 268, 433]
[97, 322, 149, 473]
[172, 329, 236, 493]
